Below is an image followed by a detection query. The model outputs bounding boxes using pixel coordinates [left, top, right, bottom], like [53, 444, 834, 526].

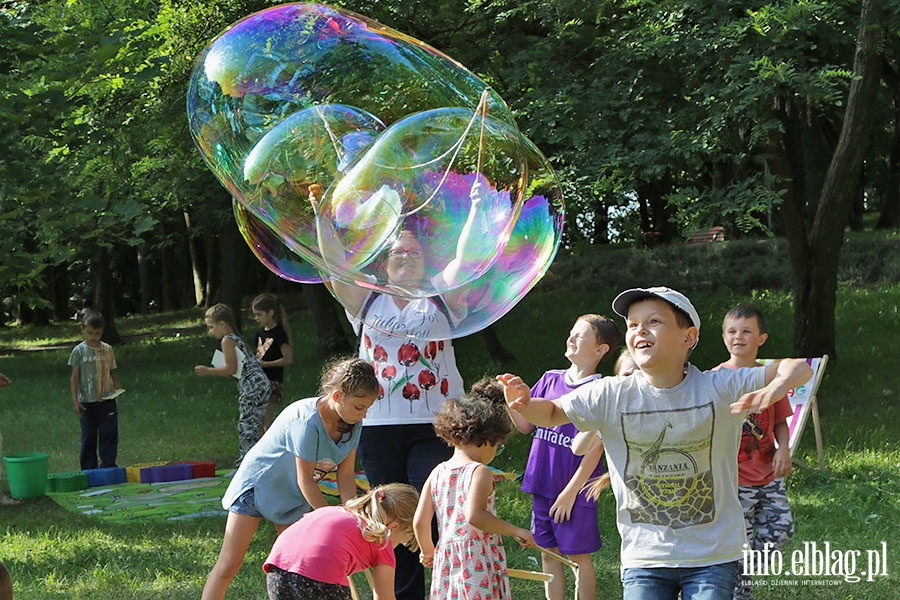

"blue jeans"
[623, 561, 740, 600]
[358, 424, 452, 600]
[80, 400, 118, 470]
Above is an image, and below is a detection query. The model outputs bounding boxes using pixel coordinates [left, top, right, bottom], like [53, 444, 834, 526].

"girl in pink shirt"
[264, 483, 420, 600]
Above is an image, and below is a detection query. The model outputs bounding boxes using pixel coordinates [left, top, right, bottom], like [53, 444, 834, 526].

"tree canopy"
[1, 0, 897, 357]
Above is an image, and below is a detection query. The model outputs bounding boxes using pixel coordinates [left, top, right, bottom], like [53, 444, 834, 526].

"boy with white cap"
[499, 287, 812, 600]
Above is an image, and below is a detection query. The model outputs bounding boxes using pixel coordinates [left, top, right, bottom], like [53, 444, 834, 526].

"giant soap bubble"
[188, 2, 564, 339]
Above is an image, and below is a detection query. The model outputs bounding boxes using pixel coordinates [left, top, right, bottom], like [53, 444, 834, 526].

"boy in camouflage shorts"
[716, 305, 795, 599]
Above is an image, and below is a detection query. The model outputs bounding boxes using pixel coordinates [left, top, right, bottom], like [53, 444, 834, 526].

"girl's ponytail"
[344, 483, 419, 551]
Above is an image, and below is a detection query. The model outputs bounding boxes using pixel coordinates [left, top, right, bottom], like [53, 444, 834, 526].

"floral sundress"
[430, 461, 510, 600]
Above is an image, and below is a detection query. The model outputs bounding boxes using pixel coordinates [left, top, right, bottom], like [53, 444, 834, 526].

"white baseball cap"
[612, 286, 701, 330]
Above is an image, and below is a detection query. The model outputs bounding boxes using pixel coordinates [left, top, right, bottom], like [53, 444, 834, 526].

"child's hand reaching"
[512, 528, 536, 549]
[308, 183, 325, 216]
[496, 374, 531, 412]
[731, 386, 779, 414]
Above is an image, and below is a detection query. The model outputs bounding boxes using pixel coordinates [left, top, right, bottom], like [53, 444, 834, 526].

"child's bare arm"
[507, 404, 535, 435]
[335, 450, 358, 505]
[465, 465, 535, 548]
[731, 359, 812, 414]
[571, 431, 602, 456]
[370, 564, 398, 600]
[194, 338, 238, 377]
[294, 457, 329, 510]
[110, 368, 121, 390]
[772, 420, 792, 478]
[413, 476, 436, 567]
[550, 441, 604, 523]
[497, 374, 570, 427]
[70, 366, 83, 415]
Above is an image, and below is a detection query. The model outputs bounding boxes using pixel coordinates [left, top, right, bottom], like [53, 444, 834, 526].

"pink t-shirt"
[263, 506, 396, 585]
[716, 362, 793, 486]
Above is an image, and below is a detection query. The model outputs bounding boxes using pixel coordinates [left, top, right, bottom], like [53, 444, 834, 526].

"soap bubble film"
[234, 200, 321, 284]
[188, 2, 563, 338]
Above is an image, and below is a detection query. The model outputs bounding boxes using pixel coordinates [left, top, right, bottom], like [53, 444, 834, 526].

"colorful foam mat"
[47, 467, 516, 524]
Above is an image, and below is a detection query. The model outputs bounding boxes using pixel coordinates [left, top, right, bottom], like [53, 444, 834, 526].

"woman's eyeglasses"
[388, 249, 423, 260]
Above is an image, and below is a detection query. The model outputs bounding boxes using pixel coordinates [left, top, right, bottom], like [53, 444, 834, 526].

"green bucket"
[3, 452, 50, 499]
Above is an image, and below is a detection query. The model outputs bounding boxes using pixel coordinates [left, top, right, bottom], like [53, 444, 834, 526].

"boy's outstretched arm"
[496, 374, 571, 427]
[730, 358, 813, 414]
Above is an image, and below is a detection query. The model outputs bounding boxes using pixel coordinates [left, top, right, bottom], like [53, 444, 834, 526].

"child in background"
[68, 312, 122, 469]
[264, 483, 420, 600]
[194, 303, 271, 466]
[614, 350, 638, 377]
[717, 305, 794, 600]
[202, 358, 379, 600]
[500, 287, 812, 600]
[509, 314, 620, 600]
[252, 293, 294, 434]
[414, 377, 535, 600]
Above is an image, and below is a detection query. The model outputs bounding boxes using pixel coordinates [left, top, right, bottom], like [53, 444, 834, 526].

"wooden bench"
[687, 226, 726, 244]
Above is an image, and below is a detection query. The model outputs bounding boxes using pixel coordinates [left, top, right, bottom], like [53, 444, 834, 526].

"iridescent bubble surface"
[234, 200, 321, 284]
[188, 2, 563, 338]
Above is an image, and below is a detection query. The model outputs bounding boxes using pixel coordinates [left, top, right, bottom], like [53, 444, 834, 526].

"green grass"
[1, 240, 899, 599]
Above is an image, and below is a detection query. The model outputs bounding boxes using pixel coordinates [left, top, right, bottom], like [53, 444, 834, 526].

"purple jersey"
[520, 370, 604, 507]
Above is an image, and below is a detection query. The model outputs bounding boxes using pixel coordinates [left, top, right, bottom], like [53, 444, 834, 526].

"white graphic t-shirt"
[560, 364, 766, 568]
[350, 292, 464, 426]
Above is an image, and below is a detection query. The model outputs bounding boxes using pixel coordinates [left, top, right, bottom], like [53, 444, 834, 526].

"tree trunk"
[877, 64, 900, 229]
[92, 245, 122, 345]
[303, 283, 353, 357]
[137, 244, 153, 313]
[49, 262, 71, 321]
[204, 232, 218, 308]
[480, 324, 514, 363]
[159, 223, 176, 312]
[219, 220, 252, 333]
[792, 0, 884, 359]
[184, 208, 206, 306]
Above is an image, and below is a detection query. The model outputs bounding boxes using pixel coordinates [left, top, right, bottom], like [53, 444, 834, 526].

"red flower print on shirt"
[402, 382, 420, 412]
[381, 365, 397, 409]
[418, 370, 437, 411]
[397, 342, 420, 366]
[373, 344, 388, 363]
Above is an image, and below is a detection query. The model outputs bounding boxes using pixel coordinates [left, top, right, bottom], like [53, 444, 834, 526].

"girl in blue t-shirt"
[508, 314, 620, 600]
[201, 357, 380, 600]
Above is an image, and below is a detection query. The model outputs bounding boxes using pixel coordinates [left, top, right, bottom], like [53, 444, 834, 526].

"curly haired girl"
[413, 378, 535, 599]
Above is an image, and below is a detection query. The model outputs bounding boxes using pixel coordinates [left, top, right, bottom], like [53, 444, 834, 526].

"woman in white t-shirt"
[314, 181, 485, 599]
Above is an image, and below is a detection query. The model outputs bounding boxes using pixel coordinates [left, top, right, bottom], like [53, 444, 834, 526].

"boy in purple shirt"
[509, 314, 620, 600]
